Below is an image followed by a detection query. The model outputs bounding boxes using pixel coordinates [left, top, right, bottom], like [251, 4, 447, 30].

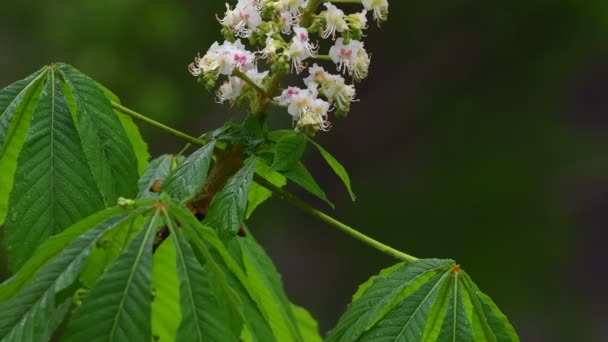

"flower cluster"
[189, 0, 389, 135]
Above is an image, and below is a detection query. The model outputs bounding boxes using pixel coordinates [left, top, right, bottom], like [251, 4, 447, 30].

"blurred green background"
[1, 0, 607, 340]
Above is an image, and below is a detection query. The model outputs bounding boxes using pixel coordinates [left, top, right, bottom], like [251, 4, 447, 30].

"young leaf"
[203, 157, 256, 240]
[326, 259, 519, 342]
[0, 211, 140, 342]
[283, 161, 334, 208]
[307, 138, 356, 201]
[138, 154, 174, 199]
[272, 132, 307, 172]
[63, 212, 160, 342]
[3, 72, 106, 270]
[162, 140, 216, 201]
[246, 161, 286, 219]
[166, 216, 241, 341]
[151, 236, 181, 342]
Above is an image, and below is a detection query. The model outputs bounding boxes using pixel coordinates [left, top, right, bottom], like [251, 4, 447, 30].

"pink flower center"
[340, 48, 353, 59]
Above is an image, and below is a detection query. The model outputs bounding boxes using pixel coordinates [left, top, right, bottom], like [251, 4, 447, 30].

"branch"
[253, 174, 419, 262]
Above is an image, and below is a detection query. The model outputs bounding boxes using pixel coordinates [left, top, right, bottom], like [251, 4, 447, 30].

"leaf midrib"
[107, 213, 157, 341]
[393, 269, 451, 342]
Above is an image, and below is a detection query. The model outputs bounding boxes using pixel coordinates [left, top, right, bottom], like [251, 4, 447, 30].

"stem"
[112, 102, 205, 146]
[232, 69, 265, 94]
[301, 0, 324, 28]
[112, 102, 419, 262]
[314, 55, 332, 61]
[329, 0, 362, 3]
[253, 174, 419, 262]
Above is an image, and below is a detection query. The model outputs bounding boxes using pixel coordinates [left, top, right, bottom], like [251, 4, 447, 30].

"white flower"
[287, 27, 318, 73]
[297, 98, 331, 132]
[348, 10, 369, 31]
[218, 0, 263, 38]
[361, 0, 388, 22]
[274, 0, 309, 26]
[303, 63, 328, 88]
[190, 40, 256, 79]
[322, 74, 357, 111]
[328, 38, 370, 79]
[260, 33, 283, 60]
[216, 69, 268, 103]
[322, 3, 348, 39]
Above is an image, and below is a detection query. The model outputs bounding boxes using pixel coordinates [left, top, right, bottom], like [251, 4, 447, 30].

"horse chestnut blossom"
[189, 0, 389, 134]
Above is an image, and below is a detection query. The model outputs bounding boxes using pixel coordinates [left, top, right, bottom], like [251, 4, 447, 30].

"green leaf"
[167, 216, 241, 341]
[162, 140, 216, 201]
[151, 236, 181, 342]
[0, 64, 149, 270]
[0, 206, 142, 302]
[3, 72, 106, 270]
[138, 154, 174, 199]
[283, 161, 334, 208]
[0, 211, 139, 342]
[63, 212, 160, 342]
[97, 82, 150, 175]
[327, 259, 519, 342]
[0, 68, 47, 226]
[203, 157, 256, 240]
[169, 203, 274, 341]
[56, 63, 140, 204]
[307, 138, 356, 201]
[246, 161, 286, 219]
[228, 229, 317, 341]
[291, 305, 323, 342]
[272, 132, 307, 172]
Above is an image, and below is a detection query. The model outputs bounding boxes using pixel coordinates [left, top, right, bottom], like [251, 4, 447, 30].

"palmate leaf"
[326, 259, 519, 342]
[203, 157, 256, 240]
[63, 211, 160, 342]
[0, 64, 149, 271]
[282, 161, 334, 208]
[272, 131, 307, 172]
[0, 205, 150, 342]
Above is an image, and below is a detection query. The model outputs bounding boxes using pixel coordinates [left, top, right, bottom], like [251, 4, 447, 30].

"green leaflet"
[0, 68, 46, 226]
[272, 131, 307, 172]
[167, 215, 241, 341]
[203, 157, 256, 240]
[0, 211, 139, 342]
[246, 160, 286, 219]
[307, 138, 356, 201]
[291, 305, 323, 342]
[96, 81, 150, 175]
[162, 140, 216, 201]
[326, 259, 519, 342]
[151, 236, 181, 342]
[283, 161, 334, 208]
[56, 63, 141, 204]
[0, 64, 149, 271]
[138, 154, 174, 199]
[228, 229, 311, 341]
[170, 203, 275, 342]
[63, 212, 160, 342]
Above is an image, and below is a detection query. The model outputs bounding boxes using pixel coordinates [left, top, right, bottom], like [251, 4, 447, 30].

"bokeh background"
[1, 0, 607, 340]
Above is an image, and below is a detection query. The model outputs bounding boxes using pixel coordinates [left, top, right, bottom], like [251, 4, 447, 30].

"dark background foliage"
[1, 0, 607, 340]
